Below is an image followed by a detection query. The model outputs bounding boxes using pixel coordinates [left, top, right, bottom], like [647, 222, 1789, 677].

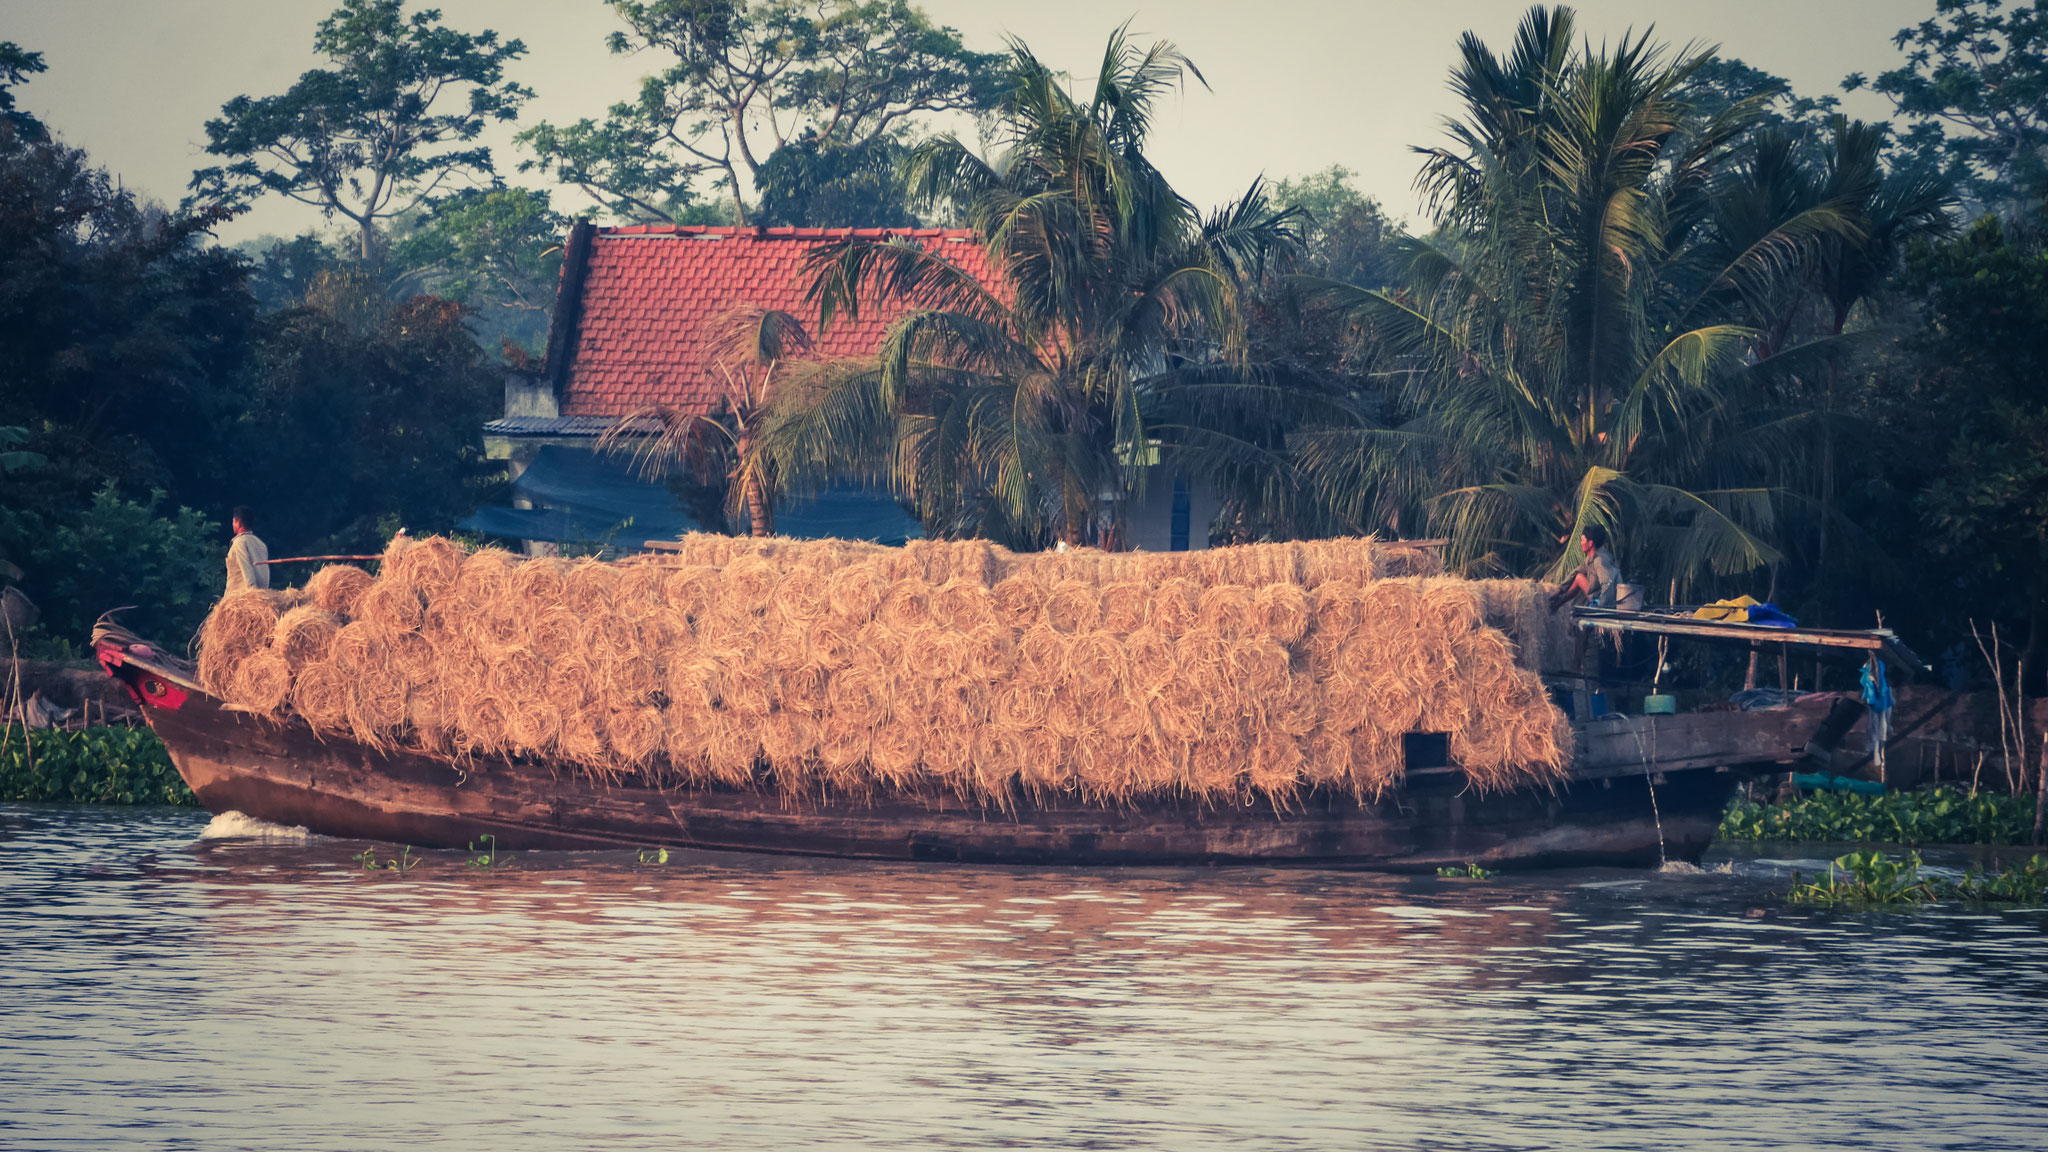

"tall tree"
[1845, 0, 2048, 209]
[1295, 5, 1863, 592]
[751, 29, 1298, 546]
[1894, 218, 2048, 690]
[1270, 165, 1405, 287]
[189, 0, 531, 259]
[518, 0, 1005, 224]
[0, 41, 47, 140]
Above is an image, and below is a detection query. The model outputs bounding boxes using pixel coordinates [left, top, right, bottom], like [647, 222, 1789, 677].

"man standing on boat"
[225, 506, 269, 593]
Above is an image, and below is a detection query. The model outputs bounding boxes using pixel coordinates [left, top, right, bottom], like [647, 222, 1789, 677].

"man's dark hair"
[1581, 524, 1609, 549]
[231, 505, 255, 529]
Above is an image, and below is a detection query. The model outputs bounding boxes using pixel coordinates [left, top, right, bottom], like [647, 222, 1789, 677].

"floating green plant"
[1721, 786, 2036, 846]
[0, 726, 193, 806]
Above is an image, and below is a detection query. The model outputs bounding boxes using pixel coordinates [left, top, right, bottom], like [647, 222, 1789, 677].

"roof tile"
[557, 226, 1003, 420]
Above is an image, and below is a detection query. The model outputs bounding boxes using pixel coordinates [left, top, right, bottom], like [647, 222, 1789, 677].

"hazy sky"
[3, 0, 1931, 245]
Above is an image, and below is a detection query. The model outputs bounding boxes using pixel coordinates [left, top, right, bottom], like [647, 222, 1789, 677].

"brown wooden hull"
[121, 682, 1747, 870]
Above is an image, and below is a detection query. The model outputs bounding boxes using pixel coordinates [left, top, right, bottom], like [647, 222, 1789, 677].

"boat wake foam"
[1656, 860, 1733, 875]
[198, 810, 313, 843]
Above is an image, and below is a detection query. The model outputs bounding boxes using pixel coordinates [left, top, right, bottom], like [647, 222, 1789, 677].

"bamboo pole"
[257, 555, 382, 566]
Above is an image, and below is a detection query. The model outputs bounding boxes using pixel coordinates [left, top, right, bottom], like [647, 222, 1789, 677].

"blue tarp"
[460, 445, 919, 550]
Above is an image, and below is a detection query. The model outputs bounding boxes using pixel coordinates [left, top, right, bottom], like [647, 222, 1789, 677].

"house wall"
[1124, 469, 1221, 552]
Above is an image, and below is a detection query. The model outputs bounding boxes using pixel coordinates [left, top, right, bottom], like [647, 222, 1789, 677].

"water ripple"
[1, 804, 2044, 1151]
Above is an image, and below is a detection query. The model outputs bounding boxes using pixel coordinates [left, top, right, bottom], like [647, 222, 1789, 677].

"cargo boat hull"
[99, 640, 1827, 870]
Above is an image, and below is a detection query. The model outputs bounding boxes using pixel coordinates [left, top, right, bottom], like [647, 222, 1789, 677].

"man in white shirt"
[225, 505, 270, 593]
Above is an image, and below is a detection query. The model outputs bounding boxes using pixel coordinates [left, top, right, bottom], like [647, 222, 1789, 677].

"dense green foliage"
[517, 0, 1004, 223]
[1787, 849, 2048, 907]
[6, 486, 220, 652]
[1846, 0, 2048, 208]
[0, 726, 193, 806]
[1292, 9, 1949, 592]
[755, 30, 1300, 545]
[1719, 785, 2039, 845]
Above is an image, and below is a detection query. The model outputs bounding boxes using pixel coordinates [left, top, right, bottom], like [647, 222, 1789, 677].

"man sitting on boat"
[1549, 525, 1639, 612]
[225, 505, 269, 593]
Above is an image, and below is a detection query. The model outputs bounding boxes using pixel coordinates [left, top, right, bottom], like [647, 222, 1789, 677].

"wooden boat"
[92, 629, 1854, 870]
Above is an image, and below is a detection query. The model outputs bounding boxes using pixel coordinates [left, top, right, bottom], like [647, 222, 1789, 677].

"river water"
[2, 805, 2044, 1151]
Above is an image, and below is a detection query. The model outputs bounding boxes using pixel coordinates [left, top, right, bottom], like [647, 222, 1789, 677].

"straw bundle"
[989, 575, 1048, 632]
[303, 564, 375, 617]
[271, 605, 342, 671]
[1042, 580, 1100, 634]
[229, 651, 292, 712]
[197, 589, 289, 694]
[384, 536, 462, 598]
[197, 531, 1571, 806]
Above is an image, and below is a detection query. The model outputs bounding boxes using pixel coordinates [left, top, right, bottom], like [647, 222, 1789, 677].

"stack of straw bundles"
[195, 533, 1572, 804]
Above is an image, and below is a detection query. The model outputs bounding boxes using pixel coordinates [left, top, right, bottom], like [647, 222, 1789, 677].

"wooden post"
[1745, 641, 1760, 691]
[1778, 643, 1790, 698]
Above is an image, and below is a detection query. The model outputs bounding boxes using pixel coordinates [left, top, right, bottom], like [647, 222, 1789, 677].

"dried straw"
[303, 564, 375, 617]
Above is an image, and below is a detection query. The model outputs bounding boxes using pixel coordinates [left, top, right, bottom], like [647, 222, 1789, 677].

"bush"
[1720, 785, 2038, 845]
[0, 725, 194, 805]
[20, 483, 220, 651]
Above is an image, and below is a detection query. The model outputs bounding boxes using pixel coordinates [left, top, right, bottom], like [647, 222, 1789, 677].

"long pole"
[256, 555, 382, 566]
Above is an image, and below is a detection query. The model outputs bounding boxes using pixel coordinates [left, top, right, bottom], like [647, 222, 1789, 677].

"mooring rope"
[1626, 719, 1668, 866]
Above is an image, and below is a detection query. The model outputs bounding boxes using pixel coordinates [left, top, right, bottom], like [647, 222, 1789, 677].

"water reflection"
[3, 804, 2044, 1151]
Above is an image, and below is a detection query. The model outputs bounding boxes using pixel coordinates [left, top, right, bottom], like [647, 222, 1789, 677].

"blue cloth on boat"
[1744, 602, 1798, 628]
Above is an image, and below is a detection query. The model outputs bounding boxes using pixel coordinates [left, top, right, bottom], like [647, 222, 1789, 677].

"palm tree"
[599, 306, 812, 537]
[1294, 5, 1868, 593]
[749, 27, 1299, 547]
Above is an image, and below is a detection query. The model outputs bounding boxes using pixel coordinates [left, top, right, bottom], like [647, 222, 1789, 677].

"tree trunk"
[742, 472, 771, 537]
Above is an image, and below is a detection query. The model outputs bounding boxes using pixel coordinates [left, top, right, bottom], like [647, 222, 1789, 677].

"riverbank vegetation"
[1719, 786, 2039, 845]
[0, 726, 193, 806]
[0, 1, 2044, 714]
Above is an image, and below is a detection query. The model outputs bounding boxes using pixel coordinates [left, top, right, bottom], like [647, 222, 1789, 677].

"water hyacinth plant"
[1787, 850, 2048, 908]
[1719, 786, 2036, 846]
[0, 726, 193, 806]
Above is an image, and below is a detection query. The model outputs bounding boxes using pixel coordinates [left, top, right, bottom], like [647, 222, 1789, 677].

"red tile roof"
[557, 225, 1003, 419]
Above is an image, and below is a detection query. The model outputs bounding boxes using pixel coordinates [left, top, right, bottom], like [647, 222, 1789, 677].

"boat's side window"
[1403, 732, 1451, 770]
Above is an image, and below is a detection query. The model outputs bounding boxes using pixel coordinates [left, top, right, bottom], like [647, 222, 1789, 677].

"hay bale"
[291, 663, 351, 730]
[1098, 582, 1150, 634]
[229, 651, 292, 713]
[456, 549, 521, 606]
[1042, 580, 1100, 635]
[504, 700, 564, 753]
[1150, 578, 1199, 637]
[303, 564, 375, 617]
[271, 605, 342, 671]
[721, 556, 779, 618]
[826, 562, 884, 622]
[231, 531, 1573, 809]
[606, 706, 667, 766]
[565, 560, 620, 617]
[661, 565, 720, 621]
[1251, 584, 1311, 647]
[384, 535, 463, 598]
[198, 589, 290, 694]
[876, 578, 934, 632]
[989, 574, 1048, 632]
[512, 556, 570, 605]
[931, 578, 996, 632]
